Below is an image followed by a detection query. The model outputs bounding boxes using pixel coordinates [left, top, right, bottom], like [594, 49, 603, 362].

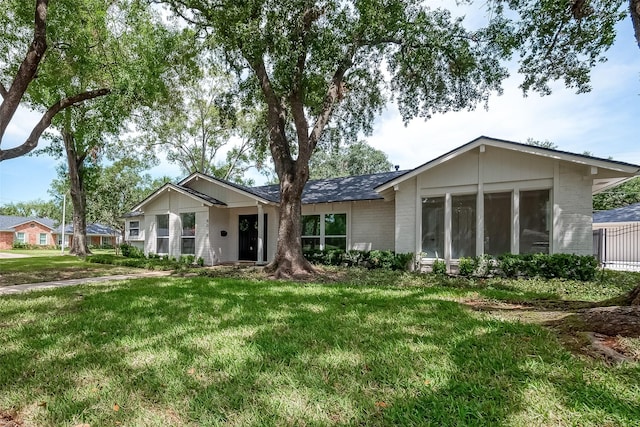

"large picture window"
[421, 197, 445, 258]
[519, 189, 550, 254]
[181, 212, 195, 254]
[451, 194, 476, 259]
[301, 213, 347, 250]
[156, 214, 169, 254]
[484, 192, 511, 256]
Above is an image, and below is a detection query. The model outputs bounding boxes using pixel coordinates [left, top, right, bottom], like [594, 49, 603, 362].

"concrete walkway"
[0, 271, 173, 295]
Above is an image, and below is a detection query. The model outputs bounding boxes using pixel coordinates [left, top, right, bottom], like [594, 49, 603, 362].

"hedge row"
[303, 249, 413, 271]
[454, 253, 598, 281]
[88, 253, 204, 270]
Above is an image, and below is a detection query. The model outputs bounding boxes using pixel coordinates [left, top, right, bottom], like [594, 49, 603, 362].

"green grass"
[0, 255, 144, 287]
[1, 276, 639, 426]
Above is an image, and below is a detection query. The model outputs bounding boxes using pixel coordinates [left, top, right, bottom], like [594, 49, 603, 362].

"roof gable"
[131, 182, 226, 212]
[0, 215, 57, 231]
[376, 136, 640, 193]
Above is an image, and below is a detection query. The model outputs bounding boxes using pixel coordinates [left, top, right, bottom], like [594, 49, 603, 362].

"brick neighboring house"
[0, 216, 57, 249]
[0, 215, 120, 250]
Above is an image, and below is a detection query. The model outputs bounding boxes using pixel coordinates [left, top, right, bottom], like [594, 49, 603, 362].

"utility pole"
[61, 194, 66, 255]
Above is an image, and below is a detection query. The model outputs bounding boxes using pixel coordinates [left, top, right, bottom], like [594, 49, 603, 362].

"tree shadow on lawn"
[0, 277, 638, 426]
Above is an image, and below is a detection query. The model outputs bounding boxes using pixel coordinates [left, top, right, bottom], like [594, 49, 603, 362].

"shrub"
[120, 243, 145, 258]
[458, 257, 475, 277]
[491, 253, 597, 281]
[431, 259, 447, 276]
[303, 249, 412, 271]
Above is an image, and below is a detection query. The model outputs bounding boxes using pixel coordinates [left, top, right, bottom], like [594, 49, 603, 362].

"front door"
[238, 214, 267, 261]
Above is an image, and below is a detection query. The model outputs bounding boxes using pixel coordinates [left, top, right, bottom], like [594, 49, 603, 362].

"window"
[301, 213, 347, 250]
[519, 189, 550, 254]
[39, 233, 47, 245]
[421, 197, 445, 258]
[451, 194, 476, 258]
[129, 221, 140, 238]
[301, 215, 321, 250]
[324, 213, 347, 250]
[156, 214, 169, 254]
[484, 192, 511, 256]
[15, 232, 25, 243]
[181, 212, 195, 254]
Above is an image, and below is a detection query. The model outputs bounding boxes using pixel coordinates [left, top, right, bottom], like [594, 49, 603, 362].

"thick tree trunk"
[630, 284, 640, 306]
[266, 169, 315, 278]
[63, 130, 91, 257]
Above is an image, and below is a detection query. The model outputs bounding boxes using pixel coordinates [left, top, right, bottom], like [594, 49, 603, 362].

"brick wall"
[0, 232, 13, 249]
[13, 222, 54, 246]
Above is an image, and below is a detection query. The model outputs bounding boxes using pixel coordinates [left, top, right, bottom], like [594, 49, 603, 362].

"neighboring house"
[0, 215, 119, 250]
[56, 223, 120, 248]
[592, 202, 640, 271]
[0, 216, 57, 250]
[124, 136, 640, 269]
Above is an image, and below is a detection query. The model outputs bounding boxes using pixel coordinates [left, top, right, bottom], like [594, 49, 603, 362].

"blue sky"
[1, 16, 639, 205]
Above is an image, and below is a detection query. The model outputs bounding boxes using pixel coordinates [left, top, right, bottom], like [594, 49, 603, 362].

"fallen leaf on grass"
[375, 401, 388, 408]
[187, 368, 196, 375]
[113, 404, 120, 412]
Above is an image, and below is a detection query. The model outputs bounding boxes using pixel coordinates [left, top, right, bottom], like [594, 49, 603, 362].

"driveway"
[0, 252, 31, 259]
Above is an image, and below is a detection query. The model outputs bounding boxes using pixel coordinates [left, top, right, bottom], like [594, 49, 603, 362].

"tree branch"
[305, 43, 359, 163]
[0, 88, 110, 161]
[0, 83, 7, 99]
[631, 0, 640, 49]
[0, 0, 49, 142]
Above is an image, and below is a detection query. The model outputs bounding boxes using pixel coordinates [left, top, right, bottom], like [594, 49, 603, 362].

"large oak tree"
[161, 0, 625, 277]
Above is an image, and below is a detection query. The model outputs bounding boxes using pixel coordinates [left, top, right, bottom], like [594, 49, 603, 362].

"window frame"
[15, 232, 25, 244]
[39, 233, 47, 245]
[301, 213, 347, 251]
[180, 212, 196, 255]
[156, 214, 169, 254]
[129, 220, 140, 238]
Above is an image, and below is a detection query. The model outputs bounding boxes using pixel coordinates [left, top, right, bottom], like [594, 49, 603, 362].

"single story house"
[592, 202, 640, 270]
[124, 136, 640, 269]
[0, 215, 119, 250]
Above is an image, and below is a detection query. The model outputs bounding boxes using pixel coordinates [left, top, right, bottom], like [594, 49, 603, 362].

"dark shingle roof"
[59, 223, 120, 235]
[0, 215, 57, 231]
[593, 202, 640, 223]
[251, 170, 408, 204]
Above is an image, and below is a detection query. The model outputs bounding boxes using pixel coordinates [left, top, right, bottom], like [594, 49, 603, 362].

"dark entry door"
[238, 214, 267, 261]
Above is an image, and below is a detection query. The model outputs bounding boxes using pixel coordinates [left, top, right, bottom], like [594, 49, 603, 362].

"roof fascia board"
[180, 172, 275, 205]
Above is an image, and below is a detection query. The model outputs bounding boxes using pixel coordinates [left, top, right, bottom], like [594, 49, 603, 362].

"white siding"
[209, 207, 230, 264]
[394, 177, 417, 254]
[350, 200, 395, 251]
[142, 189, 210, 260]
[554, 163, 593, 255]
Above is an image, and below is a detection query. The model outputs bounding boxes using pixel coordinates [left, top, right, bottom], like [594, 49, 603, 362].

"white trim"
[132, 183, 220, 212]
[444, 193, 452, 269]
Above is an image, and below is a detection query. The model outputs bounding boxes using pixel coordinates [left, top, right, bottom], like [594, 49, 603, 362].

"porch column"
[444, 193, 452, 270]
[257, 203, 265, 265]
[512, 189, 520, 254]
[476, 146, 485, 256]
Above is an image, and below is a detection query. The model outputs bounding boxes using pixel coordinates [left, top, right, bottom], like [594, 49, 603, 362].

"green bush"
[458, 257, 475, 277]
[303, 249, 413, 271]
[120, 243, 145, 258]
[431, 259, 447, 276]
[87, 254, 182, 271]
[485, 253, 597, 281]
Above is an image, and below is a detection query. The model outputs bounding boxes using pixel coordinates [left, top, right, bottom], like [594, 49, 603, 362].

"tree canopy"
[309, 141, 393, 179]
[158, 0, 628, 276]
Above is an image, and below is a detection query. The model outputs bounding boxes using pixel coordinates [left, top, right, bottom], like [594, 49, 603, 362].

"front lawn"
[0, 255, 144, 287]
[1, 276, 638, 426]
